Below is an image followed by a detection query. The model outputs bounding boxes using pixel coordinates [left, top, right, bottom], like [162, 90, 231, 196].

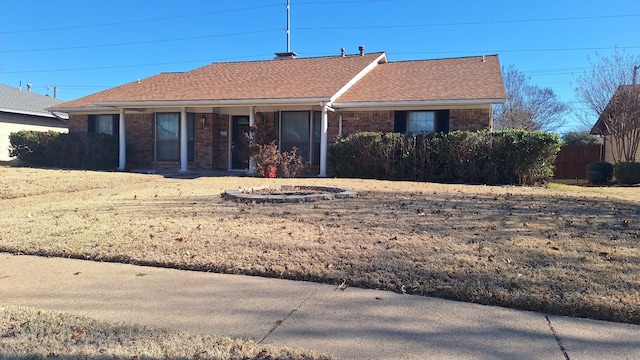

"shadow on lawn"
[3, 187, 640, 325]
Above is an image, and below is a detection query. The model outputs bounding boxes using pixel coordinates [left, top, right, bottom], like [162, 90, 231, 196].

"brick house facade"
[52, 52, 504, 175]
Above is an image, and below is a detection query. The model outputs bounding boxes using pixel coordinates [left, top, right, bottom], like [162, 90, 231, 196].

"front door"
[231, 116, 250, 170]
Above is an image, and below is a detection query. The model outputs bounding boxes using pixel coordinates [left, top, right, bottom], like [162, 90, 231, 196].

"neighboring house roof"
[50, 52, 506, 112]
[0, 84, 69, 120]
[591, 85, 639, 135]
[333, 55, 505, 107]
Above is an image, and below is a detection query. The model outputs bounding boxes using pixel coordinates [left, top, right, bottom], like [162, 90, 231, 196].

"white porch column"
[179, 107, 188, 172]
[118, 108, 126, 170]
[319, 104, 328, 177]
[247, 106, 256, 175]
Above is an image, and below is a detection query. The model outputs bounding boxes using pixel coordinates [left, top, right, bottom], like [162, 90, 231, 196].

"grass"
[0, 305, 330, 359]
[0, 167, 639, 330]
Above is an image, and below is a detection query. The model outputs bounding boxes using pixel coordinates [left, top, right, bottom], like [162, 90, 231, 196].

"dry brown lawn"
[0, 305, 329, 359]
[1, 167, 639, 326]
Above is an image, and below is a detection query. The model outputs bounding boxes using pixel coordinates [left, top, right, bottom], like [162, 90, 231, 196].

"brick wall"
[449, 109, 492, 131]
[68, 114, 89, 133]
[212, 113, 229, 170]
[341, 111, 394, 136]
[195, 113, 213, 169]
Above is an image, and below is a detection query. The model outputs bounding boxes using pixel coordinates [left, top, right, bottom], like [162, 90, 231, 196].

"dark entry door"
[231, 116, 250, 170]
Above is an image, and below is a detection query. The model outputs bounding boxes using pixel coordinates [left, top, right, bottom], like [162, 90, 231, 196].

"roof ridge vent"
[274, 52, 298, 60]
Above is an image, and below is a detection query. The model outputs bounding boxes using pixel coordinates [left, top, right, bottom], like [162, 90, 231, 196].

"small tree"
[599, 86, 640, 163]
[494, 65, 568, 132]
[575, 49, 640, 118]
[561, 132, 602, 146]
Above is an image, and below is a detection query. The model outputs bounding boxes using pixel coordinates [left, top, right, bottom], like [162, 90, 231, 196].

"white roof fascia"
[332, 98, 505, 111]
[45, 106, 118, 113]
[328, 53, 388, 104]
[0, 107, 60, 118]
[93, 97, 332, 109]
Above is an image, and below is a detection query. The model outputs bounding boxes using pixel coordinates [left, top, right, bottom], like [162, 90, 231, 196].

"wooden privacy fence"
[553, 145, 602, 179]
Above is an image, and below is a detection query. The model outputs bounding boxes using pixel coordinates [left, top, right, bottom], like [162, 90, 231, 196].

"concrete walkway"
[1, 254, 639, 359]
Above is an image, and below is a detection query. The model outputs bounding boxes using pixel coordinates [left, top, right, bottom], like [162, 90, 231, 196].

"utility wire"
[297, 13, 640, 30]
[0, 29, 281, 54]
[0, 4, 280, 34]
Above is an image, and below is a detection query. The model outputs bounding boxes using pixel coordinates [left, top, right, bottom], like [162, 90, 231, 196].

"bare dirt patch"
[0, 167, 639, 325]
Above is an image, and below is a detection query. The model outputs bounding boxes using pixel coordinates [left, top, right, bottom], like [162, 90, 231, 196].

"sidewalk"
[1, 253, 639, 359]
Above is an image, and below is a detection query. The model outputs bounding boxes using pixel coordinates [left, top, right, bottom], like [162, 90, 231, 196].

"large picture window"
[278, 111, 321, 165]
[155, 113, 195, 162]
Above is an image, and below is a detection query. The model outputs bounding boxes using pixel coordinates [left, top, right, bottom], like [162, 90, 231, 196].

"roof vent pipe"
[27, 83, 32, 92]
[341, 48, 345, 57]
[359, 45, 365, 56]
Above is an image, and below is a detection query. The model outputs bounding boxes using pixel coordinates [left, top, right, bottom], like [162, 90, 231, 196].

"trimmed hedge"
[9, 131, 119, 170]
[586, 161, 613, 184]
[329, 130, 560, 185]
[613, 162, 640, 185]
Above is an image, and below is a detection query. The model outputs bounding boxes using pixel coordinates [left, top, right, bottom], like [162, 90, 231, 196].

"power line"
[0, 4, 281, 34]
[297, 13, 640, 31]
[0, 29, 281, 54]
[0, 54, 275, 74]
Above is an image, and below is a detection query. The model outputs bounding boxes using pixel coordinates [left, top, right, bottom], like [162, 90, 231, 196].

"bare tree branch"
[575, 48, 640, 118]
[601, 86, 640, 163]
[494, 65, 568, 132]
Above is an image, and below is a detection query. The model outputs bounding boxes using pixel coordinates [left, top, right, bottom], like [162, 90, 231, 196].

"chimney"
[359, 45, 365, 56]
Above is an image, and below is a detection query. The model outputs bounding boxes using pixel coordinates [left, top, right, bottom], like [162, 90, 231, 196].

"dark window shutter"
[112, 115, 120, 137]
[394, 111, 407, 133]
[435, 110, 450, 133]
[87, 115, 96, 133]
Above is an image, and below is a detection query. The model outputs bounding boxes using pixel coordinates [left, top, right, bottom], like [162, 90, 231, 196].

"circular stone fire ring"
[222, 185, 357, 203]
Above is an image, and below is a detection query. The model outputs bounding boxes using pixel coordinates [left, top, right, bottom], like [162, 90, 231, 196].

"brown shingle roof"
[52, 53, 386, 110]
[335, 55, 505, 104]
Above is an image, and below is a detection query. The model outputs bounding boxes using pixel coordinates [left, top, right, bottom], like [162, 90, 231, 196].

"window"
[278, 111, 321, 165]
[155, 113, 195, 162]
[407, 111, 435, 133]
[88, 114, 119, 136]
[394, 110, 449, 134]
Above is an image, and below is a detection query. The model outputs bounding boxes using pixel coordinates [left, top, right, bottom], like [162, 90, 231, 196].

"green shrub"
[586, 170, 605, 184]
[586, 162, 613, 183]
[329, 130, 560, 186]
[613, 162, 640, 185]
[9, 131, 119, 170]
[9, 130, 62, 166]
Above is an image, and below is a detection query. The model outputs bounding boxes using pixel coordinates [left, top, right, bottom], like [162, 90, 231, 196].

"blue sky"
[1, 0, 639, 133]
